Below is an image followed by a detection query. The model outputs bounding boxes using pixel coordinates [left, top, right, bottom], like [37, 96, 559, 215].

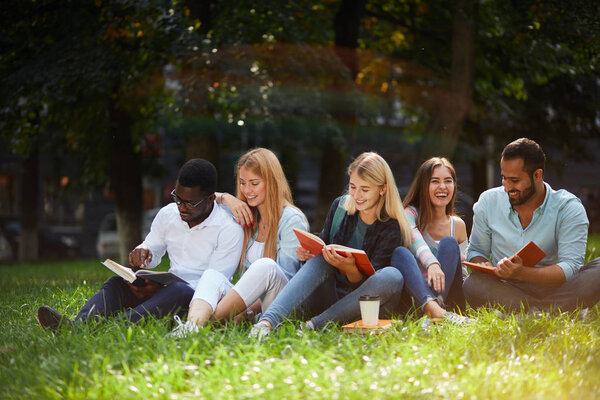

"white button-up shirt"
[140, 202, 244, 289]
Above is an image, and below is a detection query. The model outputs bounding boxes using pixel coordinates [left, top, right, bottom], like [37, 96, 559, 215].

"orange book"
[342, 319, 398, 334]
[464, 240, 546, 274]
[293, 228, 375, 276]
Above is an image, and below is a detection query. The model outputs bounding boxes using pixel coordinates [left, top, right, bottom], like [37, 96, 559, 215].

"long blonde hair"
[344, 152, 412, 247]
[236, 148, 296, 263]
[403, 157, 458, 231]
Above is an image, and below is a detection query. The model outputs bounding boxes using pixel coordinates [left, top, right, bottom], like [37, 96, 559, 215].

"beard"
[508, 180, 536, 206]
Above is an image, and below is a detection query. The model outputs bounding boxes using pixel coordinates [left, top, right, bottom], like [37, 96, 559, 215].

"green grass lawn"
[1, 236, 599, 399]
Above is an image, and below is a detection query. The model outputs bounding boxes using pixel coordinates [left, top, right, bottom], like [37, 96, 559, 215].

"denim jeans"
[391, 237, 466, 312]
[260, 255, 404, 329]
[463, 257, 600, 312]
[75, 276, 194, 323]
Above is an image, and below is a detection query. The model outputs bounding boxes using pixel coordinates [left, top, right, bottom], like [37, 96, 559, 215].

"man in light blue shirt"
[464, 138, 600, 312]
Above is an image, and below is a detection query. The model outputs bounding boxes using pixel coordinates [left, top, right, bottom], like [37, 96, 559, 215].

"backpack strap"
[329, 195, 347, 239]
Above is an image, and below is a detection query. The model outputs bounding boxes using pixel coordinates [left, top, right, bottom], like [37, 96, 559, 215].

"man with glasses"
[37, 159, 244, 329]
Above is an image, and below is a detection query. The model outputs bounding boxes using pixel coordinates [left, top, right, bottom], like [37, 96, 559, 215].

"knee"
[438, 237, 459, 257]
[439, 236, 458, 248]
[304, 255, 331, 274]
[101, 276, 126, 290]
[247, 257, 278, 276]
[391, 246, 413, 265]
[376, 267, 404, 287]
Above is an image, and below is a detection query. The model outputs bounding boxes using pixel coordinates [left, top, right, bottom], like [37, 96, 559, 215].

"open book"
[293, 228, 375, 276]
[463, 241, 546, 275]
[342, 319, 398, 334]
[102, 259, 187, 286]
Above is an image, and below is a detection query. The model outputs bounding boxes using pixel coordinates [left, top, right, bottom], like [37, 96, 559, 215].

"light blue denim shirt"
[270, 206, 309, 280]
[467, 182, 588, 280]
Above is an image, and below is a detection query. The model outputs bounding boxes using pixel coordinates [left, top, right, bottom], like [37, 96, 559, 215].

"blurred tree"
[362, 0, 599, 195]
[1, 0, 196, 262]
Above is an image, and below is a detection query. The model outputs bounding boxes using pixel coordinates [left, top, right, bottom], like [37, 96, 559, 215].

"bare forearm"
[345, 268, 364, 283]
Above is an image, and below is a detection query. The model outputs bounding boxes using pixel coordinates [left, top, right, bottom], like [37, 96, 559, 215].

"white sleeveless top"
[245, 241, 265, 266]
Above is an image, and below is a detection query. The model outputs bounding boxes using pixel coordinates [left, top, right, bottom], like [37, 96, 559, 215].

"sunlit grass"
[1, 236, 599, 399]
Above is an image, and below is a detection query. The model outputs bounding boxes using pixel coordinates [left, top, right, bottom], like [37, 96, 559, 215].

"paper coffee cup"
[359, 295, 380, 326]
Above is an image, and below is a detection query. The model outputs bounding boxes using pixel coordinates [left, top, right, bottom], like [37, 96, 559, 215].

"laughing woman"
[250, 152, 416, 337]
[391, 157, 471, 326]
[170, 148, 308, 337]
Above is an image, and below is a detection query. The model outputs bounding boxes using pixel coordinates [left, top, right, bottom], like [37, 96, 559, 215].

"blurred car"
[96, 208, 160, 259]
[39, 226, 82, 258]
[0, 216, 82, 260]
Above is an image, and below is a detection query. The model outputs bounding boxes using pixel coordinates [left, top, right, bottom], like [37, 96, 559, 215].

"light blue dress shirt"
[467, 182, 588, 281]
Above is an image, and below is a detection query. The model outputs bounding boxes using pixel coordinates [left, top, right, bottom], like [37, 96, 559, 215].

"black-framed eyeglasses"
[171, 189, 208, 209]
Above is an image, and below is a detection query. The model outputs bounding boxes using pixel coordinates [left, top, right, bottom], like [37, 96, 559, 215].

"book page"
[102, 259, 136, 282]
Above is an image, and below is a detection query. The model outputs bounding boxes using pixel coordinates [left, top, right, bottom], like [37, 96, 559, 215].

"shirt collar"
[178, 200, 221, 230]
[505, 181, 552, 216]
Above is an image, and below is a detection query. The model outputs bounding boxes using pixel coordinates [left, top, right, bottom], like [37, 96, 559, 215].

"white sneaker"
[442, 311, 475, 326]
[248, 320, 271, 339]
[168, 315, 200, 338]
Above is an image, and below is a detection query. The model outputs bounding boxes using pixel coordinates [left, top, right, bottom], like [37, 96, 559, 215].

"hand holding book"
[322, 245, 364, 283]
[129, 246, 153, 269]
[463, 241, 546, 276]
[293, 229, 375, 276]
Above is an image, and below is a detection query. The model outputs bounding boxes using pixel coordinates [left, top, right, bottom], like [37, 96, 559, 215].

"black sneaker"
[37, 305, 72, 331]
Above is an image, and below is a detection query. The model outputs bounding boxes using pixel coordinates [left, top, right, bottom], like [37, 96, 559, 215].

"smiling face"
[428, 166, 455, 209]
[348, 172, 385, 217]
[239, 166, 267, 210]
[500, 157, 537, 206]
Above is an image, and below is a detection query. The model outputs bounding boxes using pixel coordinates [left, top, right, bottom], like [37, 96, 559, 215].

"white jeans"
[192, 257, 289, 313]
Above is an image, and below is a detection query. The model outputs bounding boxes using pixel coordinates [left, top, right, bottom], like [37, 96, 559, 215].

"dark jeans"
[391, 236, 466, 312]
[463, 257, 600, 312]
[75, 276, 194, 323]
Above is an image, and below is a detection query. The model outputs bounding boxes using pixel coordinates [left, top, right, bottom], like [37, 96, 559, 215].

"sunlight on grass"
[1, 240, 599, 399]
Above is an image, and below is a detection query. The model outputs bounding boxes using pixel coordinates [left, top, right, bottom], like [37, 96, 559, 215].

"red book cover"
[293, 228, 376, 276]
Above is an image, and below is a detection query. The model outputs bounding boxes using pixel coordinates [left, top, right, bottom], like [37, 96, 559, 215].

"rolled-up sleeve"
[555, 199, 588, 280]
[207, 223, 244, 280]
